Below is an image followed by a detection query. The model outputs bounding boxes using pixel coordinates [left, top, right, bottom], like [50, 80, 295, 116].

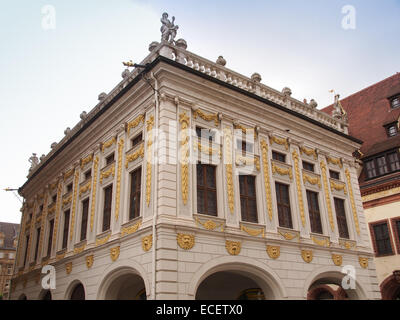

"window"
[23, 235, 30, 266]
[365, 150, 400, 179]
[52, 195, 57, 204]
[66, 183, 73, 193]
[62, 210, 70, 250]
[34, 227, 41, 262]
[237, 139, 254, 154]
[84, 170, 92, 181]
[7, 265, 12, 275]
[106, 153, 115, 166]
[303, 161, 314, 172]
[334, 198, 349, 239]
[39, 205, 43, 213]
[272, 151, 286, 163]
[196, 127, 215, 142]
[329, 170, 340, 180]
[386, 124, 398, 137]
[80, 199, 89, 241]
[129, 167, 142, 220]
[131, 133, 143, 148]
[47, 219, 54, 257]
[306, 191, 322, 234]
[392, 218, 400, 254]
[102, 185, 113, 232]
[275, 182, 292, 229]
[370, 222, 393, 256]
[239, 175, 258, 223]
[196, 164, 217, 216]
[390, 95, 400, 109]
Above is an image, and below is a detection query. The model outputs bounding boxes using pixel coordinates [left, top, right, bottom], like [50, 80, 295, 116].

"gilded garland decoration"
[100, 164, 115, 183]
[52, 181, 63, 250]
[125, 143, 144, 168]
[260, 140, 273, 221]
[234, 123, 257, 139]
[126, 114, 145, 134]
[345, 169, 360, 235]
[269, 135, 289, 151]
[241, 224, 265, 237]
[80, 154, 93, 169]
[90, 156, 99, 231]
[121, 220, 142, 237]
[272, 162, 293, 180]
[327, 156, 343, 168]
[179, 112, 190, 205]
[146, 115, 154, 207]
[102, 136, 116, 153]
[69, 169, 80, 241]
[236, 155, 260, 171]
[79, 180, 92, 197]
[300, 146, 317, 160]
[292, 150, 305, 227]
[224, 128, 234, 214]
[330, 180, 347, 195]
[303, 173, 321, 188]
[193, 109, 219, 127]
[195, 217, 224, 232]
[115, 138, 124, 221]
[320, 161, 335, 231]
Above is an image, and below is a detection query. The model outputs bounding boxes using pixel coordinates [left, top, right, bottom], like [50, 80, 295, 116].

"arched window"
[70, 283, 85, 300]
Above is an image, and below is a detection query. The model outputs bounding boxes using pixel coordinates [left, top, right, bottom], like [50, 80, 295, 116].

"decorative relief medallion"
[226, 240, 241, 256]
[86, 255, 94, 269]
[193, 109, 220, 127]
[272, 162, 293, 180]
[96, 234, 111, 247]
[300, 146, 317, 160]
[179, 112, 190, 205]
[359, 257, 368, 269]
[110, 246, 120, 262]
[266, 245, 280, 259]
[330, 180, 347, 195]
[303, 173, 321, 188]
[224, 128, 234, 214]
[125, 143, 144, 168]
[240, 224, 265, 237]
[332, 254, 343, 266]
[90, 156, 99, 231]
[100, 164, 115, 183]
[177, 233, 195, 250]
[65, 262, 72, 275]
[320, 161, 335, 231]
[260, 140, 273, 221]
[301, 250, 313, 263]
[269, 135, 289, 151]
[345, 169, 360, 235]
[142, 235, 153, 252]
[114, 138, 124, 221]
[292, 150, 305, 227]
[195, 217, 224, 232]
[102, 137, 116, 153]
[146, 115, 154, 207]
[121, 221, 142, 237]
[126, 114, 145, 134]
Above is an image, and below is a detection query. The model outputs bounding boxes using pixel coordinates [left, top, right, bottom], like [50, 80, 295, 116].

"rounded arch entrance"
[189, 256, 287, 300]
[65, 280, 86, 300]
[380, 274, 400, 300]
[96, 266, 149, 300]
[304, 267, 368, 300]
[39, 289, 52, 300]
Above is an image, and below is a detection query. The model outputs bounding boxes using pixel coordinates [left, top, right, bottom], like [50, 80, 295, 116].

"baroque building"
[10, 14, 380, 300]
[0, 222, 19, 300]
[323, 73, 400, 300]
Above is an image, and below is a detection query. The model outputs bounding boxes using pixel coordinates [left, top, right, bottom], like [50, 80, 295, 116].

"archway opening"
[40, 290, 52, 300]
[70, 283, 85, 300]
[196, 271, 272, 300]
[18, 294, 27, 300]
[104, 273, 146, 300]
[380, 274, 400, 300]
[307, 278, 355, 300]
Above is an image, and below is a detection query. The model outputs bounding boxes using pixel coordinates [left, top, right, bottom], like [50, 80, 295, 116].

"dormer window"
[386, 124, 398, 137]
[390, 95, 400, 109]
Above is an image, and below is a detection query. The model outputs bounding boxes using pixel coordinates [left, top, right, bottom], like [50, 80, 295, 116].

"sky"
[0, 0, 399, 224]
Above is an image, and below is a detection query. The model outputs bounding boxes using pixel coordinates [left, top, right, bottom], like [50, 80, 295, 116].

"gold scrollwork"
[224, 128, 234, 214]
[79, 181, 91, 196]
[278, 230, 299, 241]
[236, 155, 260, 171]
[332, 254, 343, 266]
[146, 115, 154, 207]
[292, 151, 305, 227]
[345, 169, 360, 235]
[311, 236, 330, 247]
[303, 173, 321, 188]
[96, 234, 110, 247]
[180, 112, 190, 205]
[234, 123, 257, 139]
[69, 169, 80, 241]
[102, 137, 117, 153]
[52, 182, 63, 250]
[300, 146, 318, 160]
[177, 233, 195, 250]
[126, 114, 145, 134]
[339, 239, 356, 250]
[100, 164, 115, 183]
[110, 246, 120, 262]
[327, 156, 343, 168]
[142, 235, 153, 252]
[125, 143, 144, 168]
[73, 244, 86, 255]
[86, 255, 94, 269]
[195, 217, 224, 232]
[269, 135, 289, 150]
[226, 240, 241, 256]
[272, 162, 293, 180]
[80, 154, 93, 169]
[114, 138, 124, 221]
[260, 140, 273, 221]
[90, 156, 99, 231]
[193, 109, 220, 127]
[266, 245, 280, 259]
[301, 250, 313, 263]
[320, 161, 335, 231]
[240, 225, 265, 237]
[330, 180, 347, 194]
[121, 221, 141, 237]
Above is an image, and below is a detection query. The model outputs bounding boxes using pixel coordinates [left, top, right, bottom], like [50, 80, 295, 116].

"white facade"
[10, 34, 380, 300]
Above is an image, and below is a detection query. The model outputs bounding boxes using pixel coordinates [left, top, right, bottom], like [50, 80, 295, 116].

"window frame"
[131, 132, 143, 149]
[34, 227, 41, 262]
[80, 198, 90, 242]
[369, 219, 395, 257]
[102, 184, 113, 232]
[275, 182, 293, 229]
[129, 167, 142, 221]
[389, 94, 400, 110]
[329, 170, 340, 180]
[306, 190, 323, 234]
[239, 174, 258, 223]
[47, 219, 54, 257]
[364, 149, 400, 180]
[105, 153, 115, 166]
[272, 151, 286, 163]
[333, 197, 350, 239]
[196, 163, 218, 216]
[303, 161, 315, 173]
[390, 217, 400, 255]
[62, 210, 70, 250]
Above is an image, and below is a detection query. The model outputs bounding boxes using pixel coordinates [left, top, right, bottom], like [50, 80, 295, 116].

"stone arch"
[65, 278, 86, 300]
[380, 274, 400, 300]
[188, 255, 287, 300]
[96, 260, 150, 300]
[38, 289, 52, 300]
[303, 266, 368, 300]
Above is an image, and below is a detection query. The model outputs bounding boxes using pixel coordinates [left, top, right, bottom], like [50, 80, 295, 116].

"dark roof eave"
[20, 55, 362, 193]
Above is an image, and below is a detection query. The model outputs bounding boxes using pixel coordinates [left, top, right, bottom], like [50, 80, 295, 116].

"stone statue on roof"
[332, 94, 348, 121]
[28, 153, 39, 171]
[161, 12, 179, 43]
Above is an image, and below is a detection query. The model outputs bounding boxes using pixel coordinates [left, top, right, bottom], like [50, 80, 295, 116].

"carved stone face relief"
[86, 255, 94, 269]
[177, 234, 195, 250]
[226, 240, 241, 256]
[110, 246, 120, 262]
[359, 257, 368, 269]
[266, 246, 280, 259]
[142, 235, 153, 252]
[65, 262, 72, 275]
[301, 250, 313, 263]
[332, 254, 343, 266]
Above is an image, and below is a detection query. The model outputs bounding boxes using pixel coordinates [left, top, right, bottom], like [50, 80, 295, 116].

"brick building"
[0, 222, 19, 299]
[323, 73, 400, 299]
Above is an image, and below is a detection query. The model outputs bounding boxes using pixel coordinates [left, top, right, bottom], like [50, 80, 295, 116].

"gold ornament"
[272, 162, 293, 180]
[224, 128, 234, 213]
[102, 137, 117, 153]
[86, 255, 94, 269]
[146, 115, 154, 206]
[90, 156, 99, 231]
[193, 109, 220, 127]
[126, 114, 145, 134]
[345, 169, 360, 235]
[359, 257, 368, 269]
[300, 146, 317, 160]
[73, 243, 86, 255]
[292, 150, 305, 227]
[260, 140, 273, 221]
[327, 156, 343, 168]
[266, 246, 280, 259]
[121, 221, 141, 237]
[301, 250, 313, 263]
[114, 138, 124, 221]
[142, 235, 153, 252]
[330, 180, 347, 195]
[65, 262, 72, 275]
[110, 246, 120, 262]
[69, 169, 80, 241]
[99, 164, 115, 183]
[269, 135, 289, 150]
[125, 143, 144, 168]
[80, 154, 94, 169]
[241, 224, 265, 237]
[332, 254, 343, 266]
[177, 233, 195, 250]
[179, 112, 190, 205]
[303, 173, 321, 188]
[226, 240, 241, 255]
[320, 161, 334, 231]
[96, 234, 110, 247]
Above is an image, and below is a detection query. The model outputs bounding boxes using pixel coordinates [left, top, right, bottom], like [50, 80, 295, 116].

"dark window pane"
[102, 185, 113, 232]
[307, 191, 322, 234]
[67, 183, 73, 193]
[206, 165, 216, 188]
[391, 96, 400, 109]
[329, 170, 340, 180]
[47, 219, 54, 257]
[373, 223, 393, 255]
[197, 165, 204, 187]
[196, 164, 217, 216]
[272, 152, 286, 163]
[197, 189, 205, 213]
[84, 170, 91, 180]
[303, 162, 314, 172]
[62, 210, 70, 249]
[388, 152, 400, 171]
[80, 199, 89, 241]
[334, 198, 349, 239]
[377, 156, 388, 175]
[365, 160, 377, 179]
[129, 168, 142, 220]
[275, 182, 292, 229]
[207, 191, 217, 215]
[106, 153, 115, 166]
[131, 133, 143, 148]
[240, 175, 258, 223]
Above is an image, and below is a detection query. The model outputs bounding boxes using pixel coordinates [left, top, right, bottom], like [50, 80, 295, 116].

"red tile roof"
[322, 73, 400, 156]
